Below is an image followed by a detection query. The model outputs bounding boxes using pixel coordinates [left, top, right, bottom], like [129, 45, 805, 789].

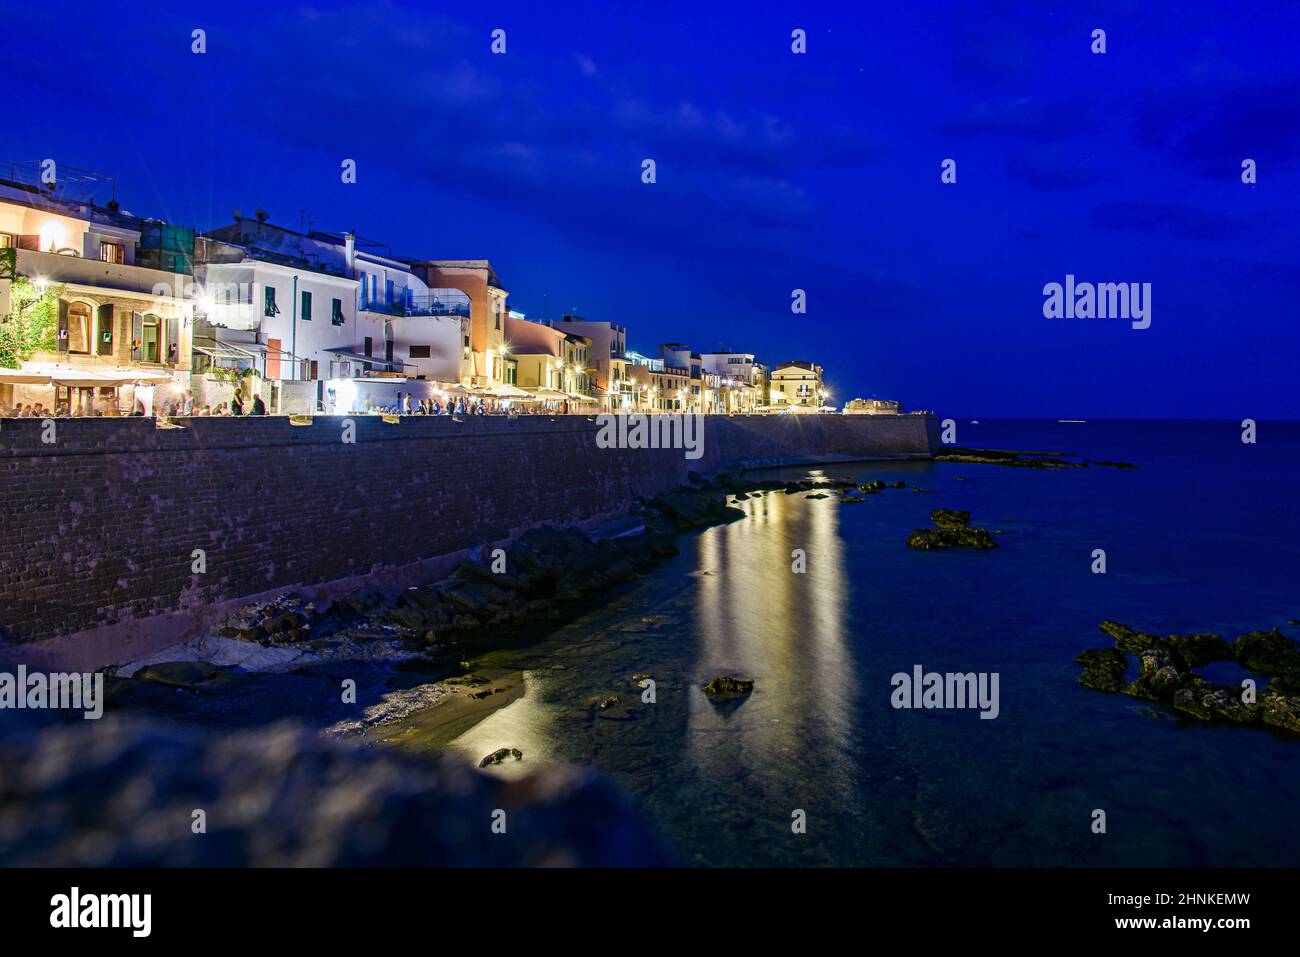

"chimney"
[344, 231, 356, 277]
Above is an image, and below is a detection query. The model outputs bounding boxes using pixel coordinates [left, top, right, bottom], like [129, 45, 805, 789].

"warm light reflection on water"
[688, 491, 859, 817]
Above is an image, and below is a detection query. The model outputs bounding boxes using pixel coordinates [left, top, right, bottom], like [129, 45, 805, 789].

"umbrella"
[488, 383, 531, 399]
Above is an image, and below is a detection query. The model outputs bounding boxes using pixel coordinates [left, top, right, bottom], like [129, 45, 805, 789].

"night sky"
[5, 1, 1298, 417]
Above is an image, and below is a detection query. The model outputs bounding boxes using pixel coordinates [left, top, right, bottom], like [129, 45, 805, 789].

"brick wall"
[0, 413, 935, 664]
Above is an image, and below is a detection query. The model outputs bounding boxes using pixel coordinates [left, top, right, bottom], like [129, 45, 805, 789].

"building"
[844, 397, 903, 415]
[701, 351, 763, 413]
[197, 219, 475, 412]
[770, 360, 827, 413]
[405, 260, 509, 390]
[557, 315, 633, 411]
[659, 344, 706, 414]
[0, 166, 193, 415]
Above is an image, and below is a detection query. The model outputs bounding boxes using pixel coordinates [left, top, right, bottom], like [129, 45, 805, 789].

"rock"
[133, 661, 227, 690]
[1099, 620, 1160, 656]
[906, 527, 997, 550]
[595, 695, 620, 711]
[478, 747, 523, 768]
[653, 489, 734, 530]
[338, 586, 388, 617]
[1235, 628, 1300, 678]
[840, 495, 866, 503]
[930, 508, 971, 529]
[1259, 692, 1300, 734]
[891, 481, 908, 488]
[806, 493, 830, 500]
[733, 492, 749, 501]
[702, 676, 754, 696]
[1166, 632, 1235, 669]
[935, 448, 1084, 469]
[0, 720, 672, 866]
[1175, 686, 1253, 722]
[444, 581, 512, 618]
[1075, 648, 1129, 692]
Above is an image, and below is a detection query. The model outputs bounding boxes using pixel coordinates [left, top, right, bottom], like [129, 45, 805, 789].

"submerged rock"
[1079, 620, 1300, 736]
[702, 676, 754, 696]
[906, 527, 997, 550]
[1235, 629, 1300, 678]
[479, 747, 524, 768]
[1075, 648, 1128, 692]
[930, 508, 971, 529]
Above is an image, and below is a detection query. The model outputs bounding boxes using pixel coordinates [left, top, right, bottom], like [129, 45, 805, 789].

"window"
[364, 336, 373, 357]
[98, 242, 125, 264]
[264, 286, 279, 317]
[494, 302, 501, 330]
[331, 298, 343, 325]
[97, 304, 114, 356]
[358, 272, 368, 309]
[300, 290, 312, 321]
[64, 303, 92, 354]
[369, 275, 377, 305]
[141, 314, 161, 363]
[0, 232, 14, 249]
[385, 340, 393, 362]
[385, 279, 394, 305]
[463, 334, 470, 347]
[409, 345, 431, 359]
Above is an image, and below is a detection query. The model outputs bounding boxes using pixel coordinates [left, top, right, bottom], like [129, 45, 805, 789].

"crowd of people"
[357, 393, 576, 417]
[1, 389, 580, 418]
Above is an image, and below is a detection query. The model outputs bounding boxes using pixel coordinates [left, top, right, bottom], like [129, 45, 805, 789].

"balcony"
[11, 247, 190, 299]
[359, 291, 470, 319]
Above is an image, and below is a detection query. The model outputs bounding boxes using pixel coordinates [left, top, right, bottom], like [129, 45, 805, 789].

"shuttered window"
[97, 304, 114, 356]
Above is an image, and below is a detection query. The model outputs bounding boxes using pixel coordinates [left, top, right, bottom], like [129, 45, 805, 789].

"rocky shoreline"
[934, 447, 1135, 470]
[1076, 620, 1300, 735]
[101, 464, 911, 733]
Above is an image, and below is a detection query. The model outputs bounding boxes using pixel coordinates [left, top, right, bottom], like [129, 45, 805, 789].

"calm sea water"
[421, 420, 1300, 866]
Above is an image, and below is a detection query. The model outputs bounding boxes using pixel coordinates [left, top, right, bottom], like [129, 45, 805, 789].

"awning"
[526, 387, 570, 400]
[488, 383, 531, 398]
[193, 343, 259, 362]
[0, 368, 52, 385]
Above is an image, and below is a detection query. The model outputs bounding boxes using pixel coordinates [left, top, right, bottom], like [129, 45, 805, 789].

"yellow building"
[770, 360, 827, 413]
[0, 171, 193, 414]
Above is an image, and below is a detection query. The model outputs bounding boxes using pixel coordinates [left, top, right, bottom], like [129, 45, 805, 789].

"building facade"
[0, 173, 193, 415]
[770, 360, 827, 413]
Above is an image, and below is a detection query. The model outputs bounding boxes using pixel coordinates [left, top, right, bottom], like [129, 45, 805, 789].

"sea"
[402, 419, 1300, 866]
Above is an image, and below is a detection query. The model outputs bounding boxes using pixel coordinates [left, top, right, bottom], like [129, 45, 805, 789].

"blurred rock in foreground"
[0, 719, 673, 866]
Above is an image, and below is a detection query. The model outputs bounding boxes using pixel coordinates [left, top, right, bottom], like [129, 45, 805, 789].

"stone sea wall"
[0, 413, 935, 664]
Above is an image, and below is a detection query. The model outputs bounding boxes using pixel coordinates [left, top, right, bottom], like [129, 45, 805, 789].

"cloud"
[1133, 76, 1300, 176]
[1005, 149, 1106, 192]
[941, 96, 1097, 144]
[1090, 201, 1252, 240]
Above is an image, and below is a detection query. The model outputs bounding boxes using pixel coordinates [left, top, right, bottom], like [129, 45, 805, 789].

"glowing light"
[38, 220, 68, 253]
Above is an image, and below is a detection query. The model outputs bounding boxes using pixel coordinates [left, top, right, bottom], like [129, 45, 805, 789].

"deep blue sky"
[5, 1, 1298, 417]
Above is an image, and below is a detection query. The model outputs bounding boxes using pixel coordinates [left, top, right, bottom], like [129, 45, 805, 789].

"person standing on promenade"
[231, 392, 244, 416]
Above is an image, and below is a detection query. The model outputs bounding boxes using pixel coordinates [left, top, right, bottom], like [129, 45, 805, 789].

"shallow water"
[405, 420, 1300, 866]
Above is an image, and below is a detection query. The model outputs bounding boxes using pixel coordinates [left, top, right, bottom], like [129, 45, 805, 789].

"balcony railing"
[359, 292, 470, 318]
